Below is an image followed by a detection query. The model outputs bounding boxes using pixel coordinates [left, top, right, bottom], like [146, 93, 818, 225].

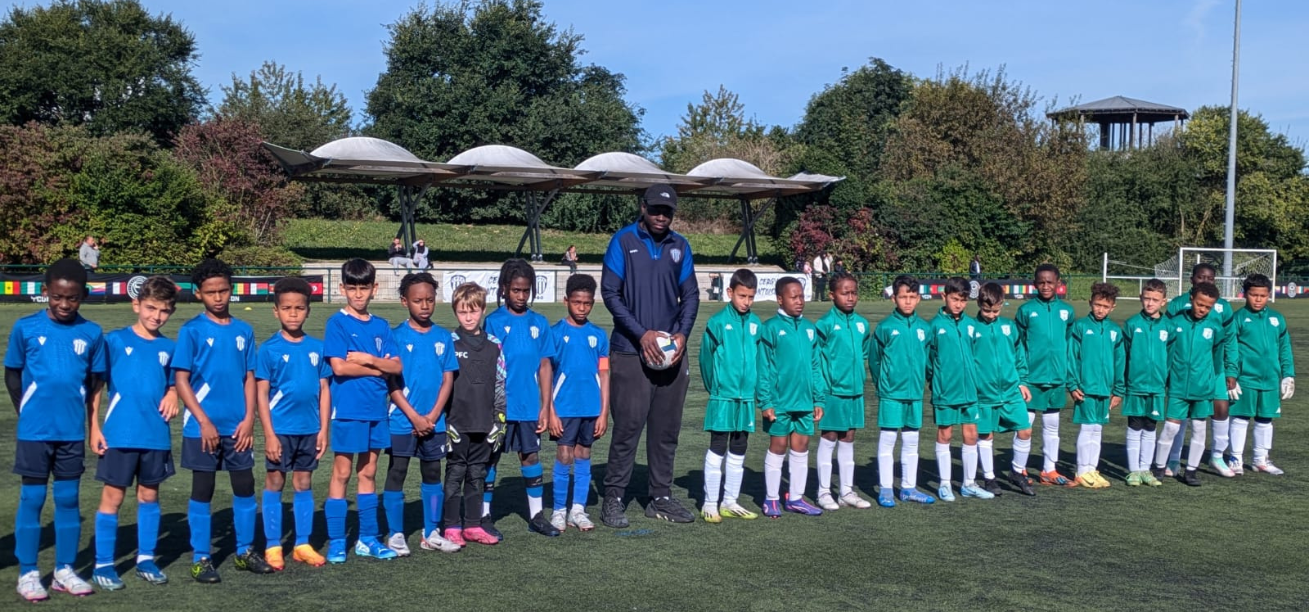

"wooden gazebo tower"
[1048, 96, 1189, 150]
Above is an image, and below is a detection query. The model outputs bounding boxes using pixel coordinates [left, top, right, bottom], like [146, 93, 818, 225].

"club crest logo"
[236, 336, 246, 352]
[1110, 330, 1118, 342]
[1203, 328, 1214, 340]
[856, 322, 866, 334]
[309, 352, 319, 367]
[1001, 324, 1011, 336]
[967, 325, 975, 337]
[530, 326, 540, 339]
[159, 351, 169, 366]
[1271, 317, 1280, 327]
[1060, 310, 1069, 321]
[917, 329, 926, 341]
[436, 342, 446, 356]
[73, 338, 87, 355]
[1215, 303, 1225, 313]
[670, 248, 683, 264]
[749, 323, 758, 335]
[1159, 330, 1168, 341]
[588, 335, 597, 348]
[125, 346, 133, 356]
[807, 329, 815, 342]
[375, 337, 383, 352]
[127, 275, 147, 300]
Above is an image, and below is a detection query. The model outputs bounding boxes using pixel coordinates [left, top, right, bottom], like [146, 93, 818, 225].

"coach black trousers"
[603, 352, 691, 500]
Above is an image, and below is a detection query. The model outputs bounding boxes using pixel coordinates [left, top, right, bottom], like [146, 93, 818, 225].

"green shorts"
[933, 403, 979, 428]
[820, 395, 865, 431]
[704, 399, 756, 433]
[1230, 388, 1282, 420]
[1027, 384, 1067, 412]
[1166, 397, 1214, 421]
[1121, 394, 1164, 420]
[765, 410, 815, 437]
[1073, 396, 1111, 425]
[981, 397, 1031, 434]
[877, 399, 923, 430]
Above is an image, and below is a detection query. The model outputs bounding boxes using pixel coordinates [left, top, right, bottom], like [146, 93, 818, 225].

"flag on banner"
[1, 281, 14, 295]
[89, 282, 107, 295]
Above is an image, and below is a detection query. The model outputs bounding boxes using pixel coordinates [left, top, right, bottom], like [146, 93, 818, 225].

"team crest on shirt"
[1203, 328, 1214, 340]
[309, 352, 319, 367]
[406, 344, 414, 352]
[1271, 317, 1280, 327]
[125, 346, 133, 356]
[1001, 324, 1011, 336]
[436, 342, 446, 356]
[749, 323, 758, 335]
[856, 322, 866, 334]
[917, 329, 926, 341]
[1215, 303, 1225, 313]
[236, 336, 246, 351]
[1159, 330, 1168, 341]
[1060, 310, 1069, 321]
[503, 326, 511, 335]
[967, 325, 975, 337]
[807, 329, 815, 342]
[1110, 330, 1118, 342]
[563, 336, 570, 343]
[159, 351, 169, 366]
[73, 338, 87, 355]
[375, 337, 383, 352]
[588, 335, 597, 348]
[530, 326, 540, 339]
[37, 336, 46, 346]
[282, 354, 290, 362]
[670, 248, 683, 264]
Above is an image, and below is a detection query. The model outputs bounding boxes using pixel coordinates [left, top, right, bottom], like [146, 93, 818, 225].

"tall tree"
[0, 0, 205, 144]
[217, 61, 353, 151]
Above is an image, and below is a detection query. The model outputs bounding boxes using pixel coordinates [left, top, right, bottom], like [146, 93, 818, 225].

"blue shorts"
[181, 436, 255, 473]
[388, 432, 447, 461]
[96, 448, 175, 487]
[332, 419, 390, 454]
[266, 434, 321, 473]
[13, 440, 85, 479]
[504, 420, 541, 454]
[551, 417, 597, 448]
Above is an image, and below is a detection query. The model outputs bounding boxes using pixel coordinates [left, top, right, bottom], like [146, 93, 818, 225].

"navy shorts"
[389, 432, 447, 461]
[181, 436, 255, 473]
[504, 420, 541, 454]
[266, 434, 321, 473]
[550, 417, 597, 448]
[13, 440, 85, 479]
[96, 448, 175, 487]
[332, 419, 389, 454]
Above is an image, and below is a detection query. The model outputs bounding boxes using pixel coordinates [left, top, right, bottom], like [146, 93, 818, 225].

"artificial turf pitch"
[1, 297, 1307, 611]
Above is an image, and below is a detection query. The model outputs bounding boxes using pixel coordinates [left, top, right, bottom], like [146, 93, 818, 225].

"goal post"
[1102, 248, 1278, 302]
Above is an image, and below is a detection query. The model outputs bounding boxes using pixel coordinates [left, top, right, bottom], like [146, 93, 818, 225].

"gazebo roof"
[1047, 96, 1190, 123]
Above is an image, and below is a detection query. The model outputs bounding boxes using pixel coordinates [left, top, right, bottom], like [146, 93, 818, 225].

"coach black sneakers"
[645, 496, 694, 523]
[601, 496, 629, 529]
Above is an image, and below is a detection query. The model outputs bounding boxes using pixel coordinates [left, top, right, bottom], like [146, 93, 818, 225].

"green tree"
[217, 61, 353, 151]
[0, 0, 205, 144]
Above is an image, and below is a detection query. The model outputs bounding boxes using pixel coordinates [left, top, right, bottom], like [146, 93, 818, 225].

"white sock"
[483, 501, 491, 517]
[935, 441, 952, 489]
[703, 450, 724, 505]
[723, 453, 746, 505]
[837, 441, 856, 496]
[1168, 418, 1187, 464]
[527, 492, 542, 517]
[877, 431, 897, 491]
[1186, 419, 1207, 470]
[1126, 427, 1142, 472]
[764, 451, 785, 500]
[1012, 435, 1031, 472]
[1253, 421, 1273, 464]
[1076, 425, 1093, 476]
[961, 443, 978, 487]
[1212, 417, 1230, 457]
[1042, 412, 1060, 472]
[1140, 427, 1157, 472]
[901, 431, 920, 489]
[816, 438, 836, 496]
[788, 450, 809, 500]
[136, 554, 153, 564]
[978, 438, 995, 479]
[1155, 421, 1181, 468]
[1230, 418, 1250, 462]
[571, 502, 585, 514]
[1089, 424, 1103, 470]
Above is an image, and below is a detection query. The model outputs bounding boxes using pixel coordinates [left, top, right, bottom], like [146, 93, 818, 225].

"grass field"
[1, 297, 1307, 611]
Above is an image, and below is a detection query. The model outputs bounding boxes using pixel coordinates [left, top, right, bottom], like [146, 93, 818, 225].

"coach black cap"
[642, 184, 678, 212]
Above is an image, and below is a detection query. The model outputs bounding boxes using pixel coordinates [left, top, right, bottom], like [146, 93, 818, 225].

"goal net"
[1103, 247, 1278, 301]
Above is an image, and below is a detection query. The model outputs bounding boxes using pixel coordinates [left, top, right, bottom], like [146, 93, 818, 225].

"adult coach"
[79, 236, 99, 271]
[600, 184, 699, 527]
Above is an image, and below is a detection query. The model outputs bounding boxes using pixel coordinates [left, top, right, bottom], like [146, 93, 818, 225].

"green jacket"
[1232, 306, 1295, 390]
[869, 309, 931, 402]
[1123, 311, 1170, 396]
[1167, 293, 1235, 381]
[971, 315, 1028, 404]
[1067, 315, 1125, 398]
[928, 309, 979, 406]
[757, 312, 824, 412]
[1167, 310, 1233, 400]
[815, 307, 872, 398]
[699, 306, 763, 402]
[1015, 297, 1075, 386]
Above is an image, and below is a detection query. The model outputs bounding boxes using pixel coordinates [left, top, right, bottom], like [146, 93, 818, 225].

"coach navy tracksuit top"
[601, 222, 700, 355]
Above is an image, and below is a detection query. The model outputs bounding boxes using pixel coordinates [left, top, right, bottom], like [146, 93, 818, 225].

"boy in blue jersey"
[89, 276, 179, 590]
[483, 259, 560, 537]
[256, 277, 331, 570]
[323, 258, 403, 562]
[547, 274, 610, 532]
[6, 259, 106, 601]
[174, 259, 273, 582]
[383, 273, 461, 554]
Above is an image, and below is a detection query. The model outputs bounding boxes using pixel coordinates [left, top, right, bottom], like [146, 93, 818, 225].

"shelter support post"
[515, 188, 559, 263]
[728, 196, 775, 265]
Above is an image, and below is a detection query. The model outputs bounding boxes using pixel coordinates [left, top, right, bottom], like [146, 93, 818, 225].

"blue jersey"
[102, 327, 175, 450]
[484, 307, 557, 422]
[324, 310, 398, 422]
[550, 320, 608, 418]
[256, 333, 330, 436]
[5, 312, 106, 442]
[389, 321, 460, 434]
[174, 313, 256, 437]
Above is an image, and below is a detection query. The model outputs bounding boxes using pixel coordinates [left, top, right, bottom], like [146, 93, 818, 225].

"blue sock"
[16, 484, 45, 573]
[552, 460, 570, 511]
[573, 458, 592, 508]
[325, 497, 347, 542]
[293, 491, 314, 546]
[137, 502, 160, 560]
[420, 483, 442, 536]
[233, 494, 256, 554]
[484, 464, 497, 506]
[189, 499, 212, 562]
[52, 479, 80, 568]
[524, 462, 544, 505]
[357, 493, 379, 544]
[95, 512, 117, 568]
[262, 491, 282, 550]
[382, 490, 405, 537]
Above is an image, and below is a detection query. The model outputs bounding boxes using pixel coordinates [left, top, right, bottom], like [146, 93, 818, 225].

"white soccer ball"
[644, 332, 679, 371]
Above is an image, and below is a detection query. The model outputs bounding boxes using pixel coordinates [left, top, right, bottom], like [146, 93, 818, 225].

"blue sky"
[51, 0, 1309, 149]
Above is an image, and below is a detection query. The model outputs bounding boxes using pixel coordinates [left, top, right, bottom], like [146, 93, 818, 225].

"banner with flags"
[0, 272, 324, 304]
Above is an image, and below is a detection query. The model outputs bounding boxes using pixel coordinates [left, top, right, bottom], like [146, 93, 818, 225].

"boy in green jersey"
[814, 272, 873, 511]
[1015, 264, 1078, 487]
[1228, 274, 1295, 475]
[972, 282, 1036, 496]
[1122, 279, 1169, 487]
[699, 269, 764, 522]
[928, 278, 990, 502]
[871, 276, 936, 507]
[1066, 283, 1125, 489]
[757, 277, 825, 517]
